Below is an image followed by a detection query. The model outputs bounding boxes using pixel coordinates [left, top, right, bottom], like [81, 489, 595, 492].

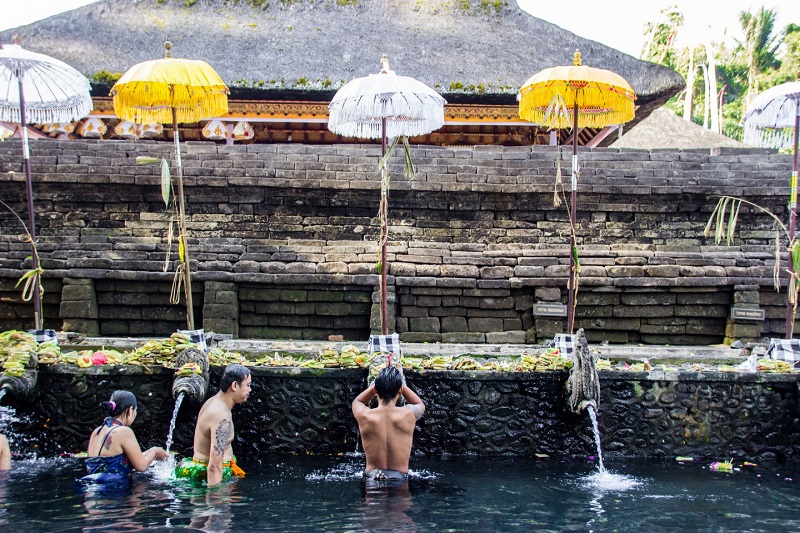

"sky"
[1, 0, 799, 58]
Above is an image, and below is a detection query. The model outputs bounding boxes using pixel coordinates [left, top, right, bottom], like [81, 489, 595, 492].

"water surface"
[0, 455, 797, 532]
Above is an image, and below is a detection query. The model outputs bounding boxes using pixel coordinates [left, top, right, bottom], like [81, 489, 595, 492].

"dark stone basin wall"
[600, 372, 800, 461]
[0, 140, 794, 344]
[2, 366, 799, 463]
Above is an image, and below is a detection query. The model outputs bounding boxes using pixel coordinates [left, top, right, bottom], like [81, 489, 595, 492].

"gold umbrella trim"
[111, 58, 229, 124]
[519, 81, 635, 129]
[518, 51, 636, 130]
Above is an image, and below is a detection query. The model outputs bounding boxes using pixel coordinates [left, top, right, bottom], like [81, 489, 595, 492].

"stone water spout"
[0, 351, 39, 401]
[171, 347, 209, 405]
[566, 328, 599, 414]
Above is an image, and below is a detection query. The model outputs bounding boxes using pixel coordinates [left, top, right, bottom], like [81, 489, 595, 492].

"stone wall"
[0, 140, 794, 344]
[2, 366, 799, 461]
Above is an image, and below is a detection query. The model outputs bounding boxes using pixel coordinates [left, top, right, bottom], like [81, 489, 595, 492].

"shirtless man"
[351, 366, 425, 482]
[174, 364, 251, 486]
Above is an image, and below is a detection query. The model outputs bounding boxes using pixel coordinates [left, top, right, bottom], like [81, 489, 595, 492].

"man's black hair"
[374, 366, 403, 403]
[220, 363, 251, 392]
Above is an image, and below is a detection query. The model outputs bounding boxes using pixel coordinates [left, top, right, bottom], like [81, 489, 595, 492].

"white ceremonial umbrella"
[743, 81, 800, 338]
[0, 40, 93, 330]
[328, 55, 446, 335]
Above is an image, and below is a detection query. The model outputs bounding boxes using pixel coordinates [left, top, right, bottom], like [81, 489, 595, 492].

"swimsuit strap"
[103, 417, 124, 428]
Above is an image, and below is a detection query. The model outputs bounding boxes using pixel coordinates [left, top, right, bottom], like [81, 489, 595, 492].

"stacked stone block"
[0, 140, 794, 343]
[60, 278, 99, 336]
[202, 281, 239, 337]
[238, 284, 371, 340]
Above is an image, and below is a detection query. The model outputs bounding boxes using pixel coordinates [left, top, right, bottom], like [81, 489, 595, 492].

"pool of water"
[0, 454, 798, 532]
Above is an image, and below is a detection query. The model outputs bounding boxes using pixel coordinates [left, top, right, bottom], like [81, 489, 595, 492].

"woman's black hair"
[100, 390, 137, 418]
[375, 367, 403, 403]
[220, 364, 251, 392]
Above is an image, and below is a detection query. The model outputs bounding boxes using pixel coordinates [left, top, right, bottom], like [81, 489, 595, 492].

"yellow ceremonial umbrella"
[519, 50, 636, 333]
[111, 40, 229, 330]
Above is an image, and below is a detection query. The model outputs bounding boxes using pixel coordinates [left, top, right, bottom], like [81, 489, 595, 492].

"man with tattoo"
[175, 364, 251, 486]
[352, 366, 425, 485]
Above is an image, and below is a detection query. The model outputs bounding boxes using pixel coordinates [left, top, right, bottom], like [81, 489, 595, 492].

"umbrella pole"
[380, 117, 389, 335]
[18, 78, 42, 331]
[567, 101, 579, 334]
[786, 101, 800, 338]
[172, 107, 195, 330]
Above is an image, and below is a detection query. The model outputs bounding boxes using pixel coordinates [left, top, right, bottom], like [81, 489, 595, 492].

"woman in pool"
[84, 390, 167, 482]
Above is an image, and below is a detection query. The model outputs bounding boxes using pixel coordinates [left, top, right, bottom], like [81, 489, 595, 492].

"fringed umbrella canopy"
[518, 51, 635, 129]
[111, 42, 229, 125]
[0, 43, 92, 124]
[110, 41, 230, 331]
[328, 56, 445, 139]
[328, 56, 446, 335]
[0, 39, 92, 331]
[743, 81, 800, 150]
[517, 50, 636, 335]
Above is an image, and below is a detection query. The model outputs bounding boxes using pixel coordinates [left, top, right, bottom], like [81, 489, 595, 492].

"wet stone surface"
[599, 373, 800, 461]
[2, 365, 800, 461]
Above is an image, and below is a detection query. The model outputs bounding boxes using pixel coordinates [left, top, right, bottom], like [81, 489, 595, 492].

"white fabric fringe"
[0, 44, 93, 124]
[328, 72, 445, 139]
[743, 81, 800, 150]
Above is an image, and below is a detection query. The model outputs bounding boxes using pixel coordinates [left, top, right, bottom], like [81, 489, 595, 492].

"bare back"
[87, 425, 130, 457]
[193, 394, 234, 461]
[355, 404, 418, 473]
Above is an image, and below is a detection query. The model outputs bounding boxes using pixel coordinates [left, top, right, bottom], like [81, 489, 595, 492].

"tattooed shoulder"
[213, 419, 232, 456]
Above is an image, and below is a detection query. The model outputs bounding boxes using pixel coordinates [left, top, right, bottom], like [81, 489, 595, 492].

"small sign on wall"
[730, 308, 765, 321]
[533, 303, 568, 317]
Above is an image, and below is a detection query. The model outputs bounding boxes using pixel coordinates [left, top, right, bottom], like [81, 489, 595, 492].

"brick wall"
[0, 140, 793, 344]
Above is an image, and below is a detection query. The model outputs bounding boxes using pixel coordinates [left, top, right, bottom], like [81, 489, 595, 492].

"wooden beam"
[585, 125, 619, 148]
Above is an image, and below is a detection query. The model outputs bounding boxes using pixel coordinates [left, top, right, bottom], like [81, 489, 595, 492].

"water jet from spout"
[165, 391, 185, 455]
[587, 404, 606, 473]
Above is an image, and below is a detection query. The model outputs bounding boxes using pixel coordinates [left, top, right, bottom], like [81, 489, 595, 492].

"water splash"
[306, 460, 365, 482]
[587, 404, 605, 473]
[0, 399, 21, 434]
[150, 452, 177, 482]
[580, 470, 644, 492]
[165, 392, 185, 455]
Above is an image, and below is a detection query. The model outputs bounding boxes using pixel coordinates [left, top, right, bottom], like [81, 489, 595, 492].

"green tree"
[776, 23, 800, 82]
[738, 8, 780, 107]
[641, 6, 684, 70]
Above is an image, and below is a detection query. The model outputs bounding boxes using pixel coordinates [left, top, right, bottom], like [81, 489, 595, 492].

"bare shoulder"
[114, 425, 136, 442]
[403, 403, 425, 421]
[199, 397, 231, 425]
[354, 407, 377, 425]
[395, 406, 419, 424]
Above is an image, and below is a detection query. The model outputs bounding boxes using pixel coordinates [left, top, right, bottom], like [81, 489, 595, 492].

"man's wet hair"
[375, 366, 403, 402]
[220, 363, 251, 392]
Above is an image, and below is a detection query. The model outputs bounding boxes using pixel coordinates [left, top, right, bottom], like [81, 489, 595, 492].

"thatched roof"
[1, 0, 683, 114]
[610, 108, 746, 150]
